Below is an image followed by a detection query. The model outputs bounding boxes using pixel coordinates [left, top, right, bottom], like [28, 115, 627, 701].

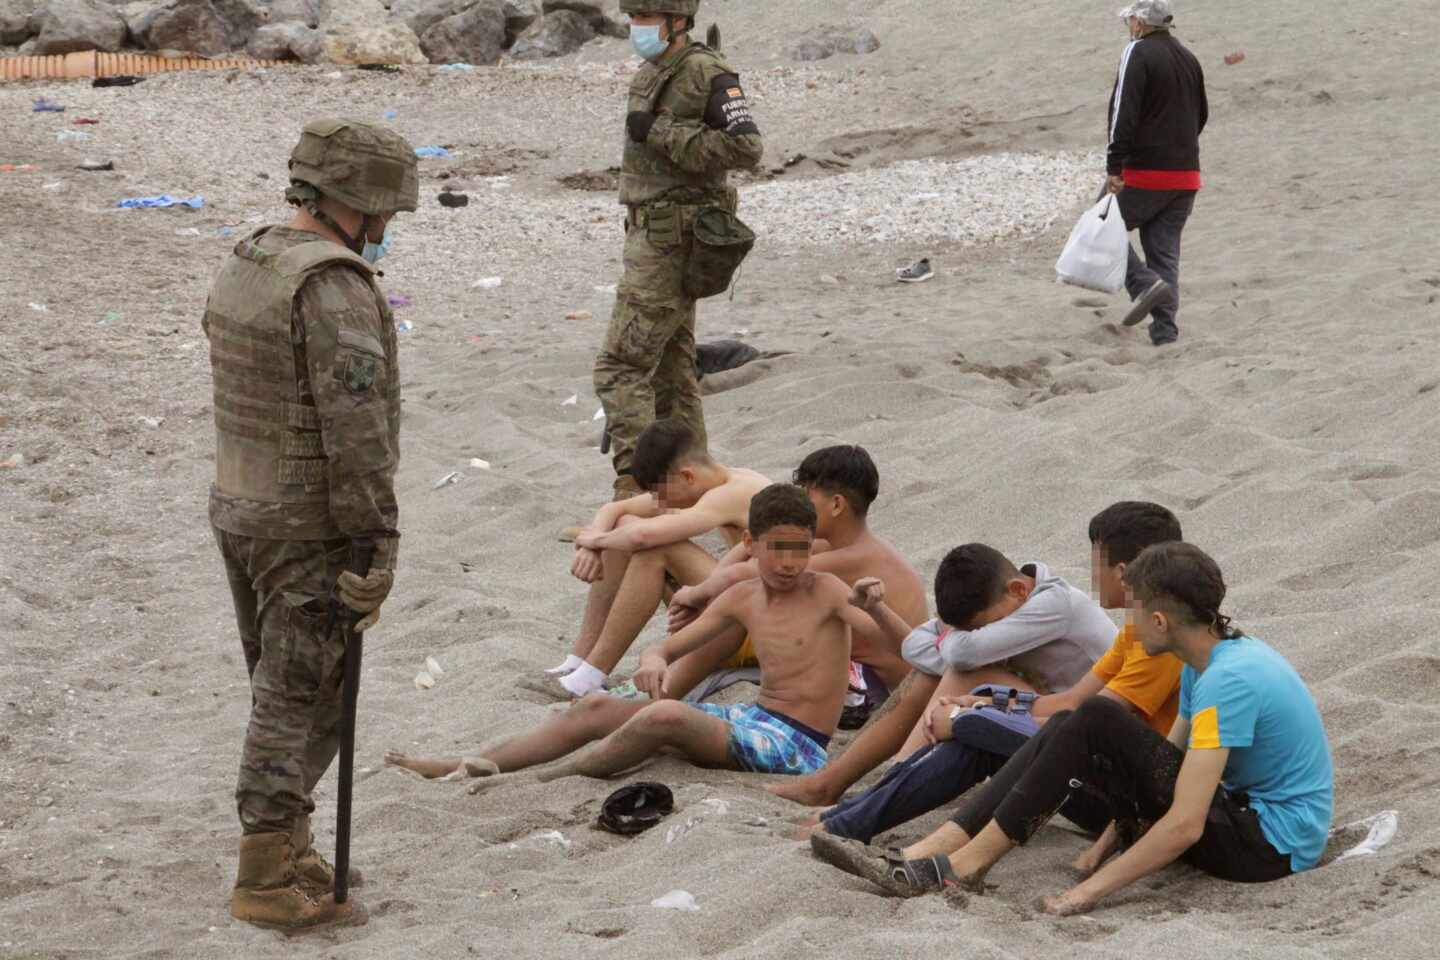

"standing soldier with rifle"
[595, 0, 765, 499]
[203, 118, 415, 930]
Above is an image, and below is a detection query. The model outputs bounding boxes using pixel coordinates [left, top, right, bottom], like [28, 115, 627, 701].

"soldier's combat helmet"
[619, 0, 700, 15]
[285, 118, 419, 217]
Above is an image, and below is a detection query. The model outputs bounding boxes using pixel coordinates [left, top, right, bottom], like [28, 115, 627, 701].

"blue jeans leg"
[820, 708, 1036, 843]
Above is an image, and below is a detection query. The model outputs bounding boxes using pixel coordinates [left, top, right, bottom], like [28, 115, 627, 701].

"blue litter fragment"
[33, 97, 65, 112]
[414, 146, 451, 159]
[383, 110, 398, 119]
[116, 194, 206, 209]
[437, 63, 475, 72]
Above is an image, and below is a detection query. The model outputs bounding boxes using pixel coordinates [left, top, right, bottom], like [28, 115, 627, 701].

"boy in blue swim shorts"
[457, 483, 883, 791]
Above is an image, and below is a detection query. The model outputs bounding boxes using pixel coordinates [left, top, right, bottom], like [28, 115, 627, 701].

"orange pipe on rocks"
[0, 50, 288, 82]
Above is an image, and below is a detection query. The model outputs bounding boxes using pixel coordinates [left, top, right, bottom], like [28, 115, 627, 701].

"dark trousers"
[1115, 187, 1196, 344]
[820, 708, 1034, 843]
[952, 698, 1293, 883]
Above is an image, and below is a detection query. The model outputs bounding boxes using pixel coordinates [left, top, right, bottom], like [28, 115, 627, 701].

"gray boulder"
[23, 0, 128, 54]
[247, 18, 322, 60]
[260, 0, 323, 28]
[139, 0, 265, 55]
[393, 0, 470, 38]
[1, 1, 40, 46]
[542, 0, 621, 39]
[794, 25, 881, 62]
[418, 0, 504, 64]
[508, 7, 591, 60]
[501, 0, 538, 43]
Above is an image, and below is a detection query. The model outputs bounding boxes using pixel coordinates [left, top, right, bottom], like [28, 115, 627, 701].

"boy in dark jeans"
[812, 542, 1334, 915]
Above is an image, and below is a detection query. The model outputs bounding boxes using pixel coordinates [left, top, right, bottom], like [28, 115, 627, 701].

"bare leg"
[386, 695, 649, 778]
[895, 667, 1034, 761]
[941, 821, 1016, 887]
[900, 822, 972, 860]
[570, 535, 637, 662]
[848, 628, 910, 692]
[583, 541, 716, 674]
[533, 700, 733, 783]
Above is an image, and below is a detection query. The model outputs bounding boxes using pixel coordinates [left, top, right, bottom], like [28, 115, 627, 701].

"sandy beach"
[3, 1, 1440, 956]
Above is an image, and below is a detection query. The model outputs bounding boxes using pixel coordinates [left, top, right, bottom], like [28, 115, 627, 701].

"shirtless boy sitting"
[388, 484, 876, 786]
[536, 419, 771, 699]
[663, 445, 929, 698]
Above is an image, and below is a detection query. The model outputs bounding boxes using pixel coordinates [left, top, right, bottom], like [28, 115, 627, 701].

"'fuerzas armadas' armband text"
[704, 74, 759, 136]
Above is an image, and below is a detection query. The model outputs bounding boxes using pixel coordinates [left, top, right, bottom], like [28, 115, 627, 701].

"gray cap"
[1117, 0, 1174, 27]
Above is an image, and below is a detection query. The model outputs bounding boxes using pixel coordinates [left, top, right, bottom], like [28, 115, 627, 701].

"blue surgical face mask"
[362, 222, 393, 265]
[630, 23, 668, 61]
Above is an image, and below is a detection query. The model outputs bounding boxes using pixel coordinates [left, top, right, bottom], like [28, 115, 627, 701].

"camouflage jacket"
[620, 40, 764, 209]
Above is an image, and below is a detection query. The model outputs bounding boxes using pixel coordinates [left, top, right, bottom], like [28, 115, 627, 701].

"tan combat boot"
[230, 832, 364, 931]
[290, 814, 363, 896]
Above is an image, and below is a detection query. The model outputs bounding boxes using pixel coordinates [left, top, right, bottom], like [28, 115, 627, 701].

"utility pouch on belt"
[644, 203, 683, 247]
[684, 206, 755, 299]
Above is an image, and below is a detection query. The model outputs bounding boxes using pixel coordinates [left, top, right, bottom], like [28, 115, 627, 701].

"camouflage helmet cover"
[287, 118, 419, 216]
[619, 0, 699, 16]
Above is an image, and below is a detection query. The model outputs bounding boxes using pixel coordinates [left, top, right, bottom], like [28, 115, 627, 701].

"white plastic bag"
[1055, 195, 1129, 293]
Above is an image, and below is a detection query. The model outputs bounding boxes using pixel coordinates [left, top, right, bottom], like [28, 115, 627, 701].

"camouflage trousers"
[213, 526, 351, 835]
[594, 212, 708, 476]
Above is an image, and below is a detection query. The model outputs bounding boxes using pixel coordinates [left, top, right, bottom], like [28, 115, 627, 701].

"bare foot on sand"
[783, 812, 825, 841]
[384, 751, 498, 780]
[763, 775, 841, 808]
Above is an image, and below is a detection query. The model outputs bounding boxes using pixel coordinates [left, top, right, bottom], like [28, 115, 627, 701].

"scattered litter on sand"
[432, 471, 462, 489]
[469, 458, 491, 470]
[562, 394, 578, 406]
[1333, 810, 1399, 863]
[651, 890, 699, 911]
[471, 277, 503, 290]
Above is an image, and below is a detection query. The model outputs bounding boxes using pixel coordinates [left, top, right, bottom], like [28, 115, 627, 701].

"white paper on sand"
[1055, 195, 1128, 293]
[413, 671, 436, 690]
[651, 890, 699, 911]
[1332, 810, 1400, 863]
[562, 394, 578, 407]
[469, 458, 491, 470]
[471, 277, 503, 290]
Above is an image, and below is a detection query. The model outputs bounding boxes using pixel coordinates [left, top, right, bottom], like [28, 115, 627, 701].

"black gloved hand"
[627, 110, 657, 143]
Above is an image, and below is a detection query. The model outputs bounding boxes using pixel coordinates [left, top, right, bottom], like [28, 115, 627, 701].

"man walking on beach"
[595, 0, 764, 498]
[1105, 0, 1208, 345]
[204, 119, 416, 930]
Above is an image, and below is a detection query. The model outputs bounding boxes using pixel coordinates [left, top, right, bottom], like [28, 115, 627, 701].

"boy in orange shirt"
[805, 501, 1183, 844]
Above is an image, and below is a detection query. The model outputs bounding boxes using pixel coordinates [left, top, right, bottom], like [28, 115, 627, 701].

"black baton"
[333, 541, 374, 905]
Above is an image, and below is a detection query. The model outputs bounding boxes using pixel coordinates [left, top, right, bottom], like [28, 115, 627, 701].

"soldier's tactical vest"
[203, 228, 390, 531]
[620, 42, 736, 208]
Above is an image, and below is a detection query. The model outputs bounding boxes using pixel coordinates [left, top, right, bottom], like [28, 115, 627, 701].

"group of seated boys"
[386, 421, 1335, 915]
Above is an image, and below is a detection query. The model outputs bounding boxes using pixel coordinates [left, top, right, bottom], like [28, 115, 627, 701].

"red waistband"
[1121, 168, 1203, 191]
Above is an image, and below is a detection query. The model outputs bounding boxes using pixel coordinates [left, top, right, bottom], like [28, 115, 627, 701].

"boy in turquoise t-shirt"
[808, 542, 1334, 914]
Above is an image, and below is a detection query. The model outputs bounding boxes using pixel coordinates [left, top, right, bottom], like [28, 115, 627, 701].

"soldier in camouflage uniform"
[595, 0, 764, 497]
[203, 118, 416, 930]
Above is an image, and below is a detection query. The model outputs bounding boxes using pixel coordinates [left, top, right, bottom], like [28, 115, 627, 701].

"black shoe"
[896, 258, 934, 283]
[1123, 279, 1172, 326]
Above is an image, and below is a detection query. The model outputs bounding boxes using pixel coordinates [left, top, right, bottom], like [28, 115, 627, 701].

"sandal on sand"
[810, 832, 958, 897]
[1123, 279, 1173, 326]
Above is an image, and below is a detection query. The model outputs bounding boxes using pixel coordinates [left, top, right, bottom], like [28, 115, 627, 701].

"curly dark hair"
[748, 484, 817, 539]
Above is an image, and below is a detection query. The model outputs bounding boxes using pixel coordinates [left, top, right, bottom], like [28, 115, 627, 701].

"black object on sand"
[597, 782, 675, 836]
